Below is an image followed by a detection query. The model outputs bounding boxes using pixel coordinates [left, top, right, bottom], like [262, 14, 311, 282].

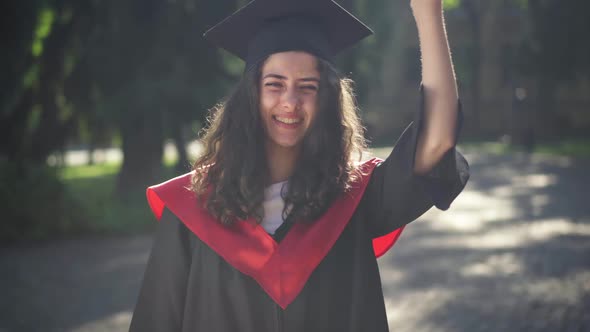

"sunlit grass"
[460, 139, 590, 158]
[459, 141, 511, 154]
[534, 140, 590, 158]
[443, 0, 461, 10]
[57, 161, 180, 235]
[60, 162, 120, 180]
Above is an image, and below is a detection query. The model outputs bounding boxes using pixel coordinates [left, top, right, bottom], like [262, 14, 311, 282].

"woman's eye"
[301, 85, 318, 91]
[265, 82, 282, 88]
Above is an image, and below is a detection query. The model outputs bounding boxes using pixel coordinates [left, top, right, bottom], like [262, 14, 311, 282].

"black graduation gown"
[129, 97, 470, 332]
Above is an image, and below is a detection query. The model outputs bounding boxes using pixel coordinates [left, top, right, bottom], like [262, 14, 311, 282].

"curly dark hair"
[191, 57, 367, 225]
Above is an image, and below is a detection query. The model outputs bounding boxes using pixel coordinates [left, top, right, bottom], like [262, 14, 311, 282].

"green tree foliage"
[0, 0, 240, 241]
[1, 0, 238, 192]
[1, 1, 84, 164]
[82, 0, 239, 193]
[508, 0, 589, 123]
[519, 0, 590, 81]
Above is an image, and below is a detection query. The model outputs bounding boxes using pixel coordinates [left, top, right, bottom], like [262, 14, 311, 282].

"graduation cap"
[203, 0, 373, 71]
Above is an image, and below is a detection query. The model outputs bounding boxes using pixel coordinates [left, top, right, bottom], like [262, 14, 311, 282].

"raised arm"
[411, 0, 459, 175]
[359, 1, 470, 238]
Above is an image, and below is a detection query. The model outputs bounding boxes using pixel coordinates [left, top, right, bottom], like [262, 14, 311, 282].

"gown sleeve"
[128, 208, 193, 331]
[361, 85, 470, 238]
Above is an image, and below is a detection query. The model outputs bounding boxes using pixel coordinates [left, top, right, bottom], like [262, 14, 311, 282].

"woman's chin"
[267, 137, 303, 151]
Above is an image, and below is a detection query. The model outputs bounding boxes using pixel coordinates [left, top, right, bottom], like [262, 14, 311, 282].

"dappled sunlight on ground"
[420, 217, 590, 250]
[0, 236, 151, 332]
[379, 152, 590, 331]
[71, 311, 133, 332]
[460, 253, 524, 277]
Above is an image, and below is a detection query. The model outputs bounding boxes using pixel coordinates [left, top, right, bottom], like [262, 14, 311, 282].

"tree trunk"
[171, 120, 190, 175]
[116, 109, 164, 195]
[0, 87, 35, 159]
[29, 6, 81, 164]
[536, 76, 557, 139]
[465, 2, 481, 133]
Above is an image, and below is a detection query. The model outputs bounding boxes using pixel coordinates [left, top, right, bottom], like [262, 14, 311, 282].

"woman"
[129, 0, 469, 331]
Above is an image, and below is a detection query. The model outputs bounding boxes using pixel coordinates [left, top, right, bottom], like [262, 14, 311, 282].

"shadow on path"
[378, 151, 590, 332]
[0, 235, 151, 332]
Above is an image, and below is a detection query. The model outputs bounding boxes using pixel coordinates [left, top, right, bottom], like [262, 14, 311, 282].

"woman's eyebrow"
[263, 73, 287, 80]
[262, 73, 319, 82]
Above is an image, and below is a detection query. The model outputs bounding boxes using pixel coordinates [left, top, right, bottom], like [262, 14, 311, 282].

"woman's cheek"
[260, 93, 278, 111]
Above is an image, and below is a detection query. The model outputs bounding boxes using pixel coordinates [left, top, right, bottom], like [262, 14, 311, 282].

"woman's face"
[259, 51, 320, 151]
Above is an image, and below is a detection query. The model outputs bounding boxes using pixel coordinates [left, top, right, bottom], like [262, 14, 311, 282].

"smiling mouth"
[273, 116, 302, 124]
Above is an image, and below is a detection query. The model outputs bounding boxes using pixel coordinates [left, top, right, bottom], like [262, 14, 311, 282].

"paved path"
[1, 151, 589, 331]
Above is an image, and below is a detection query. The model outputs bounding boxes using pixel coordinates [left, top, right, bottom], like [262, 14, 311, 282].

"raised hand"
[410, 0, 443, 20]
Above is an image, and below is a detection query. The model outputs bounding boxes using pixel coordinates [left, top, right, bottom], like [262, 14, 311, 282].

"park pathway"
[1, 151, 589, 331]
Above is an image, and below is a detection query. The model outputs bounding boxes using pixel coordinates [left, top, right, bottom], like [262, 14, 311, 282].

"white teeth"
[275, 116, 302, 124]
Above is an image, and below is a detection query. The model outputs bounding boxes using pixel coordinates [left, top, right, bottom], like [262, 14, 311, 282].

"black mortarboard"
[203, 0, 373, 71]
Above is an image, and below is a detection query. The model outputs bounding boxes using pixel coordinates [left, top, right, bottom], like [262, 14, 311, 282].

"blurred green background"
[1, 0, 589, 243]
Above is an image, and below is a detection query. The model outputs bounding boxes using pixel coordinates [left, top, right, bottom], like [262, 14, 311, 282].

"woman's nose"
[281, 88, 300, 112]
